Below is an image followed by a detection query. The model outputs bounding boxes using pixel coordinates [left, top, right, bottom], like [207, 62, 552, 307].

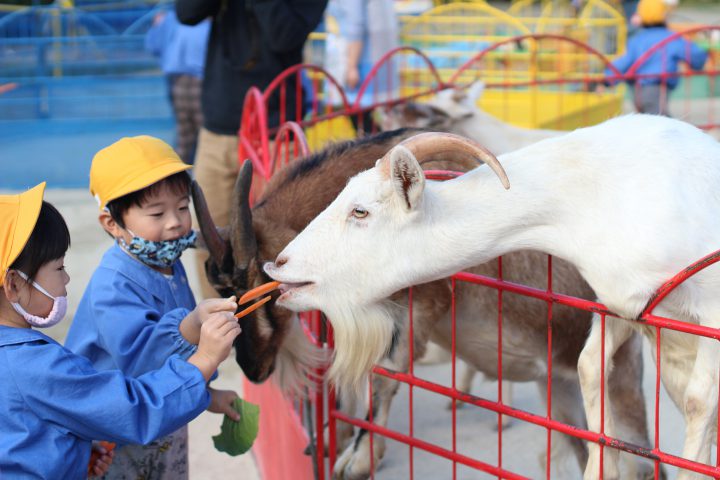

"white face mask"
[10, 270, 67, 328]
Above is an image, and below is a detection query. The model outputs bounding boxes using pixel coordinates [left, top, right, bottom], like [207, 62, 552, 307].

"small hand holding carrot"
[188, 312, 241, 381]
[87, 441, 115, 477]
[181, 296, 237, 344]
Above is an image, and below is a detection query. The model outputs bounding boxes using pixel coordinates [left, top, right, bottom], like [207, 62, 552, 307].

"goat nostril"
[276, 256, 288, 267]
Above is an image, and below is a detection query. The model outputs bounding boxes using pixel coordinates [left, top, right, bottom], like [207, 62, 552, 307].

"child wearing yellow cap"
[0, 183, 241, 479]
[605, 0, 707, 116]
[64, 136, 241, 479]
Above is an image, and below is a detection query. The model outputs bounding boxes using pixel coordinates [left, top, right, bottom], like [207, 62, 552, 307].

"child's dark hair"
[10, 201, 71, 284]
[106, 171, 191, 228]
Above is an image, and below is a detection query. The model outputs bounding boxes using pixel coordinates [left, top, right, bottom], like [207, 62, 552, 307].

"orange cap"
[637, 0, 673, 25]
[89, 136, 191, 210]
[0, 182, 46, 286]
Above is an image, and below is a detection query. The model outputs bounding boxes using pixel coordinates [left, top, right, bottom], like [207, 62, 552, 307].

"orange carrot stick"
[235, 295, 272, 319]
[238, 281, 280, 305]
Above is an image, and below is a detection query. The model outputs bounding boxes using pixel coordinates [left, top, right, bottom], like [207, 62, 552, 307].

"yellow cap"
[0, 182, 46, 286]
[89, 136, 191, 210]
[637, 0, 671, 25]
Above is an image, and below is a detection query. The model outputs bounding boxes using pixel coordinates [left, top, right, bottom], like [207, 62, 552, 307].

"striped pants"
[170, 74, 203, 164]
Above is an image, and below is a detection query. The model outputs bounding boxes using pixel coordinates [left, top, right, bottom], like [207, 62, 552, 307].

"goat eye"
[352, 207, 368, 219]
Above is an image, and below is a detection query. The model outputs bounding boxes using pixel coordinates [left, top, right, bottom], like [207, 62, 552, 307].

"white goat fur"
[381, 81, 563, 155]
[266, 114, 720, 479]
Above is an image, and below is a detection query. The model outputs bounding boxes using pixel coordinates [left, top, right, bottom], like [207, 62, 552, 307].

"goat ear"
[467, 81, 486, 103]
[390, 145, 425, 211]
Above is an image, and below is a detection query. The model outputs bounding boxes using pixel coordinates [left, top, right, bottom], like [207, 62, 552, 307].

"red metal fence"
[240, 30, 720, 479]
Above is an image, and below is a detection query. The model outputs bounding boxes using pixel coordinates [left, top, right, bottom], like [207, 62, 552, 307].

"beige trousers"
[191, 128, 276, 299]
[192, 127, 240, 299]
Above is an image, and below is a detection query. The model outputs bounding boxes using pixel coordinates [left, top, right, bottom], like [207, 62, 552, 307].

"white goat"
[265, 115, 720, 480]
[380, 81, 563, 155]
[381, 80, 565, 411]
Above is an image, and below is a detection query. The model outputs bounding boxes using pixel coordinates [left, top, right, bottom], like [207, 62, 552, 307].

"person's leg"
[172, 75, 194, 164]
[349, 109, 378, 137]
[187, 76, 203, 165]
[635, 83, 670, 116]
[192, 128, 239, 299]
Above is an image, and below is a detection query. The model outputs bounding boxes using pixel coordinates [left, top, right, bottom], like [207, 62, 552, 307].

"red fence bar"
[332, 409, 530, 480]
[452, 270, 720, 339]
[366, 366, 720, 478]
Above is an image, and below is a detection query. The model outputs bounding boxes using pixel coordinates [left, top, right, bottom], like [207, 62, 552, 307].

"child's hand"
[88, 441, 115, 477]
[188, 312, 241, 380]
[180, 296, 237, 344]
[195, 296, 238, 323]
[208, 387, 241, 421]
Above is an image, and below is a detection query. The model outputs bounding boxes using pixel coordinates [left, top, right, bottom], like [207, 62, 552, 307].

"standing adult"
[176, 0, 328, 298]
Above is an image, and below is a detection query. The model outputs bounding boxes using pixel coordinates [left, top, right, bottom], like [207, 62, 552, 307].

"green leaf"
[212, 398, 260, 456]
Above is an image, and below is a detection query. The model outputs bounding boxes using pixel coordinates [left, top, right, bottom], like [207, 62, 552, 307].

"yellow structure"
[303, 0, 627, 151]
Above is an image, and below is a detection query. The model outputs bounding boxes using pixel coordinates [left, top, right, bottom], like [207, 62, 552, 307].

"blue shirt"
[144, 11, 210, 78]
[327, 0, 398, 106]
[607, 26, 708, 89]
[65, 244, 197, 377]
[0, 326, 209, 480]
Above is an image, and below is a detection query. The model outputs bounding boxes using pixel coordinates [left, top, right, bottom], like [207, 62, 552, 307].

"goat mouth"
[279, 282, 313, 293]
[277, 282, 313, 300]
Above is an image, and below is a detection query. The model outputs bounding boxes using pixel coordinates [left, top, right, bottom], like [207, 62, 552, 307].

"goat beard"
[272, 316, 328, 396]
[325, 301, 397, 397]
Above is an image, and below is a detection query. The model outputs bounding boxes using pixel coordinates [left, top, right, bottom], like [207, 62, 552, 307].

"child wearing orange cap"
[0, 183, 241, 479]
[64, 136, 241, 478]
[605, 0, 707, 116]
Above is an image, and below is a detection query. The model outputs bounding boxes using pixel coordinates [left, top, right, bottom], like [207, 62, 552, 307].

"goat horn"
[191, 180, 228, 266]
[230, 160, 258, 268]
[394, 132, 510, 189]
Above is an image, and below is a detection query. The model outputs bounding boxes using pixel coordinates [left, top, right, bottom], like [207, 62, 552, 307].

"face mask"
[118, 229, 197, 268]
[11, 270, 67, 328]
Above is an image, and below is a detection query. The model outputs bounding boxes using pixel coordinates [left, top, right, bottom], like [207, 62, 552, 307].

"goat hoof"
[332, 449, 371, 480]
[332, 437, 385, 480]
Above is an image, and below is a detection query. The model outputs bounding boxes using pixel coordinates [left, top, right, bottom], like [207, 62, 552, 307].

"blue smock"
[144, 10, 210, 78]
[65, 244, 197, 377]
[607, 26, 708, 89]
[0, 326, 209, 479]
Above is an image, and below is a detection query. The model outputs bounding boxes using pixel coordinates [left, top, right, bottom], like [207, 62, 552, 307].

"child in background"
[0, 183, 241, 479]
[145, 10, 210, 164]
[606, 0, 707, 116]
[64, 136, 240, 479]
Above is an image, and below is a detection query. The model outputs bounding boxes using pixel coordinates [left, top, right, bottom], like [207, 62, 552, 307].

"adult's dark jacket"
[176, 0, 327, 135]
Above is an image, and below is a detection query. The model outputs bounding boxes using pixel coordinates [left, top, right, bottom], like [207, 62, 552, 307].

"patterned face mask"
[118, 229, 197, 268]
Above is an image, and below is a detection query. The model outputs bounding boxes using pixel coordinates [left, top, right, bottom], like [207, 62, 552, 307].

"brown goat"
[193, 129, 658, 480]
